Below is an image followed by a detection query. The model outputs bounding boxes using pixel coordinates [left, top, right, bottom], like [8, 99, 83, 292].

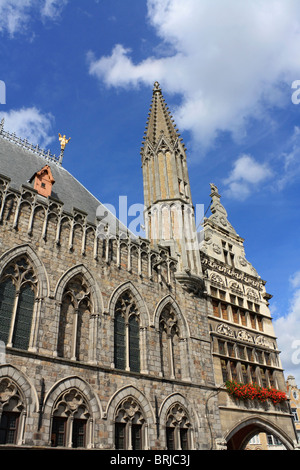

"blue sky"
[1, 0, 300, 384]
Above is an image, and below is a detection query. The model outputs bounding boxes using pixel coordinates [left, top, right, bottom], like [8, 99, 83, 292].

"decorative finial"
[58, 133, 71, 151]
[208, 182, 236, 233]
[153, 81, 161, 93]
[210, 183, 220, 196]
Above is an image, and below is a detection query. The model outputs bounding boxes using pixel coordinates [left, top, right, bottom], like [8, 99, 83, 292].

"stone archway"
[225, 417, 294, 450]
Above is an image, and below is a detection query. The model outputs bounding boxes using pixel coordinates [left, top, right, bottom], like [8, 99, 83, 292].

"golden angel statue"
[58, 133, 71, 151]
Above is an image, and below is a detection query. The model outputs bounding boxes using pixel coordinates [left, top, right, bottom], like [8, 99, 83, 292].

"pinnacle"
[141, 82, 182, 151]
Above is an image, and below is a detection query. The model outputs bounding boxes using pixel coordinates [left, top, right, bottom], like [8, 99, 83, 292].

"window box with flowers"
[225, 380, 287, 405]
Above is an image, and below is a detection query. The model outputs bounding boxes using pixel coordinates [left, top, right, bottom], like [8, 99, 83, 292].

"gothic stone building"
[0, 83, 298, 450]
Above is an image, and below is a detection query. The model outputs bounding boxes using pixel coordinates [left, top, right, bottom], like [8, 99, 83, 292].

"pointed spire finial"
[153, 81, 161, 93]
[141, 81, 181, 149]
[210, 183, 220, 199]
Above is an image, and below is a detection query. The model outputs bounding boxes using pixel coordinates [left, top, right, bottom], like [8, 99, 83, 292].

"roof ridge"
[0, 117, 62, 166]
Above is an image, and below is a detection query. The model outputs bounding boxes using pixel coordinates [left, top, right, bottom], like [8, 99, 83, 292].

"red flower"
[225, 380, 287, 404]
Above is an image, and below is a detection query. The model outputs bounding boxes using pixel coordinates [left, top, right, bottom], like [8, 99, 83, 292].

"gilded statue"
[58, 133, 71, 150]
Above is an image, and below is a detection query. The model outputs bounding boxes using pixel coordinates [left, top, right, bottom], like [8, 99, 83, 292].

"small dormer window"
[29, 165, 55, 198]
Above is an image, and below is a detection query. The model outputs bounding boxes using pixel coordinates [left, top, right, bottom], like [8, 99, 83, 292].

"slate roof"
[0, 128, 130, 234]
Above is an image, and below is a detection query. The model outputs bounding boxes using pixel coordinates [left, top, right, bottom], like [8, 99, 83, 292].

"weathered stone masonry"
[0, 172, 220, 449]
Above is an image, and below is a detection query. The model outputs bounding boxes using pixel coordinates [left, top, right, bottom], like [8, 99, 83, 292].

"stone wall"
[0, 176, 221, 449]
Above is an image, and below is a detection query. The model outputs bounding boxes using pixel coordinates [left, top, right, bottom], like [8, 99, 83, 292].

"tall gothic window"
[50, 388, 91, 448]
[114, 291, 140, 372]
[166, 403, 191, 450]
[0, 257, 37, 350]
[57, 275, 91, 361]
[114, 397, 146, 450]
[159, 305, 181, 379]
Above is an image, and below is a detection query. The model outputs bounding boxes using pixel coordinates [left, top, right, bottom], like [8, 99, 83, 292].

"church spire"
[141, 82, 191, 209]
[141, 82, 203, 282]
[142, 81, 182, 150]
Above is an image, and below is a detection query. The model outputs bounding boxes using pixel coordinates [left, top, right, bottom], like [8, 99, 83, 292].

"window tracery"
[0, 257, 37, 350]
[159, 305, 181, 379]
[57, 275, 91, 361]
[0, 377, 25, 445]
[51, 388, 91, 448]
[165, 403, 191, 450]
[114, 290, 140, 373]
[114, 397, 146, 450]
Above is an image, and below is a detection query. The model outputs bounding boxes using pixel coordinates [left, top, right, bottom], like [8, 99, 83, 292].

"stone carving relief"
[210, 273, 224, 285]
[216, 325, 274, 350]
[212, 243, 221, 255]
[0, 377, 24, 412]
[255, 335, 275, 350]
[238, 256, 247, 267]
[208, 184, 236, 234]
[237, 330, 254, 344]
[202, 257, 263, 290]
[216, 323, 235, 338]
[247, 288, 259, 300]
[229, 281, 242, 293]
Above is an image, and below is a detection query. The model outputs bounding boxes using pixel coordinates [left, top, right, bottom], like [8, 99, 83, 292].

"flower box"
[225, 380, 287, 404]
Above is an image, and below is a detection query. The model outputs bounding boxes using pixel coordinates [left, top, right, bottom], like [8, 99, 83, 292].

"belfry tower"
[141, 82, 203, 290]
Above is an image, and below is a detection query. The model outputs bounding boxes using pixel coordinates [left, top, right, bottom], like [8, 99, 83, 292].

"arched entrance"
[225, 417, 294, 450]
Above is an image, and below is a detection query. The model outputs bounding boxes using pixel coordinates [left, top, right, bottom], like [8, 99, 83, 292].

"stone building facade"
[0, 83, 298, 450]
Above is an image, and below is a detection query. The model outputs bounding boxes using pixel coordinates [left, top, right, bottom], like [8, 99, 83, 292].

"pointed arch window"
[114, 291, 140, 373]
[166, 403, 192, 450]
[0, 377, 26, 445]
[57, 275, 91, 361]
[0, 257, 37, 350]
[114, 397, 147, 450]
[159, 305, 181, 379]
[50, 388, 91, 448]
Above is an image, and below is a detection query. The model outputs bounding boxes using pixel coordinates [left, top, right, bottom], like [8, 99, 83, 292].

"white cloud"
[223, 154, 273, 199]
[290, 271, 300, 290]
[0, 107, 55, 148]
[0, 0, 31, 35]
[40, 0, 68, 20]
[0, 0, 67, 36]
[88, 0, 300, 151]
[88, 45, 163, 89]
[274, 273, 300, 386]
[277, 126, 300, 190]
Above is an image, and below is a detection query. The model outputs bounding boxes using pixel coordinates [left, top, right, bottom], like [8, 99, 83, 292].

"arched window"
[114, 291, 140, 372]
[0, 257, 37, 350]
[0, 377, 26, 445]
[57, 275, 91, 361]
[51, 388, 91, 448]
[114, 397, 146, 450]
[159, 305, 181, 379]
[166, 403, 191, 450]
